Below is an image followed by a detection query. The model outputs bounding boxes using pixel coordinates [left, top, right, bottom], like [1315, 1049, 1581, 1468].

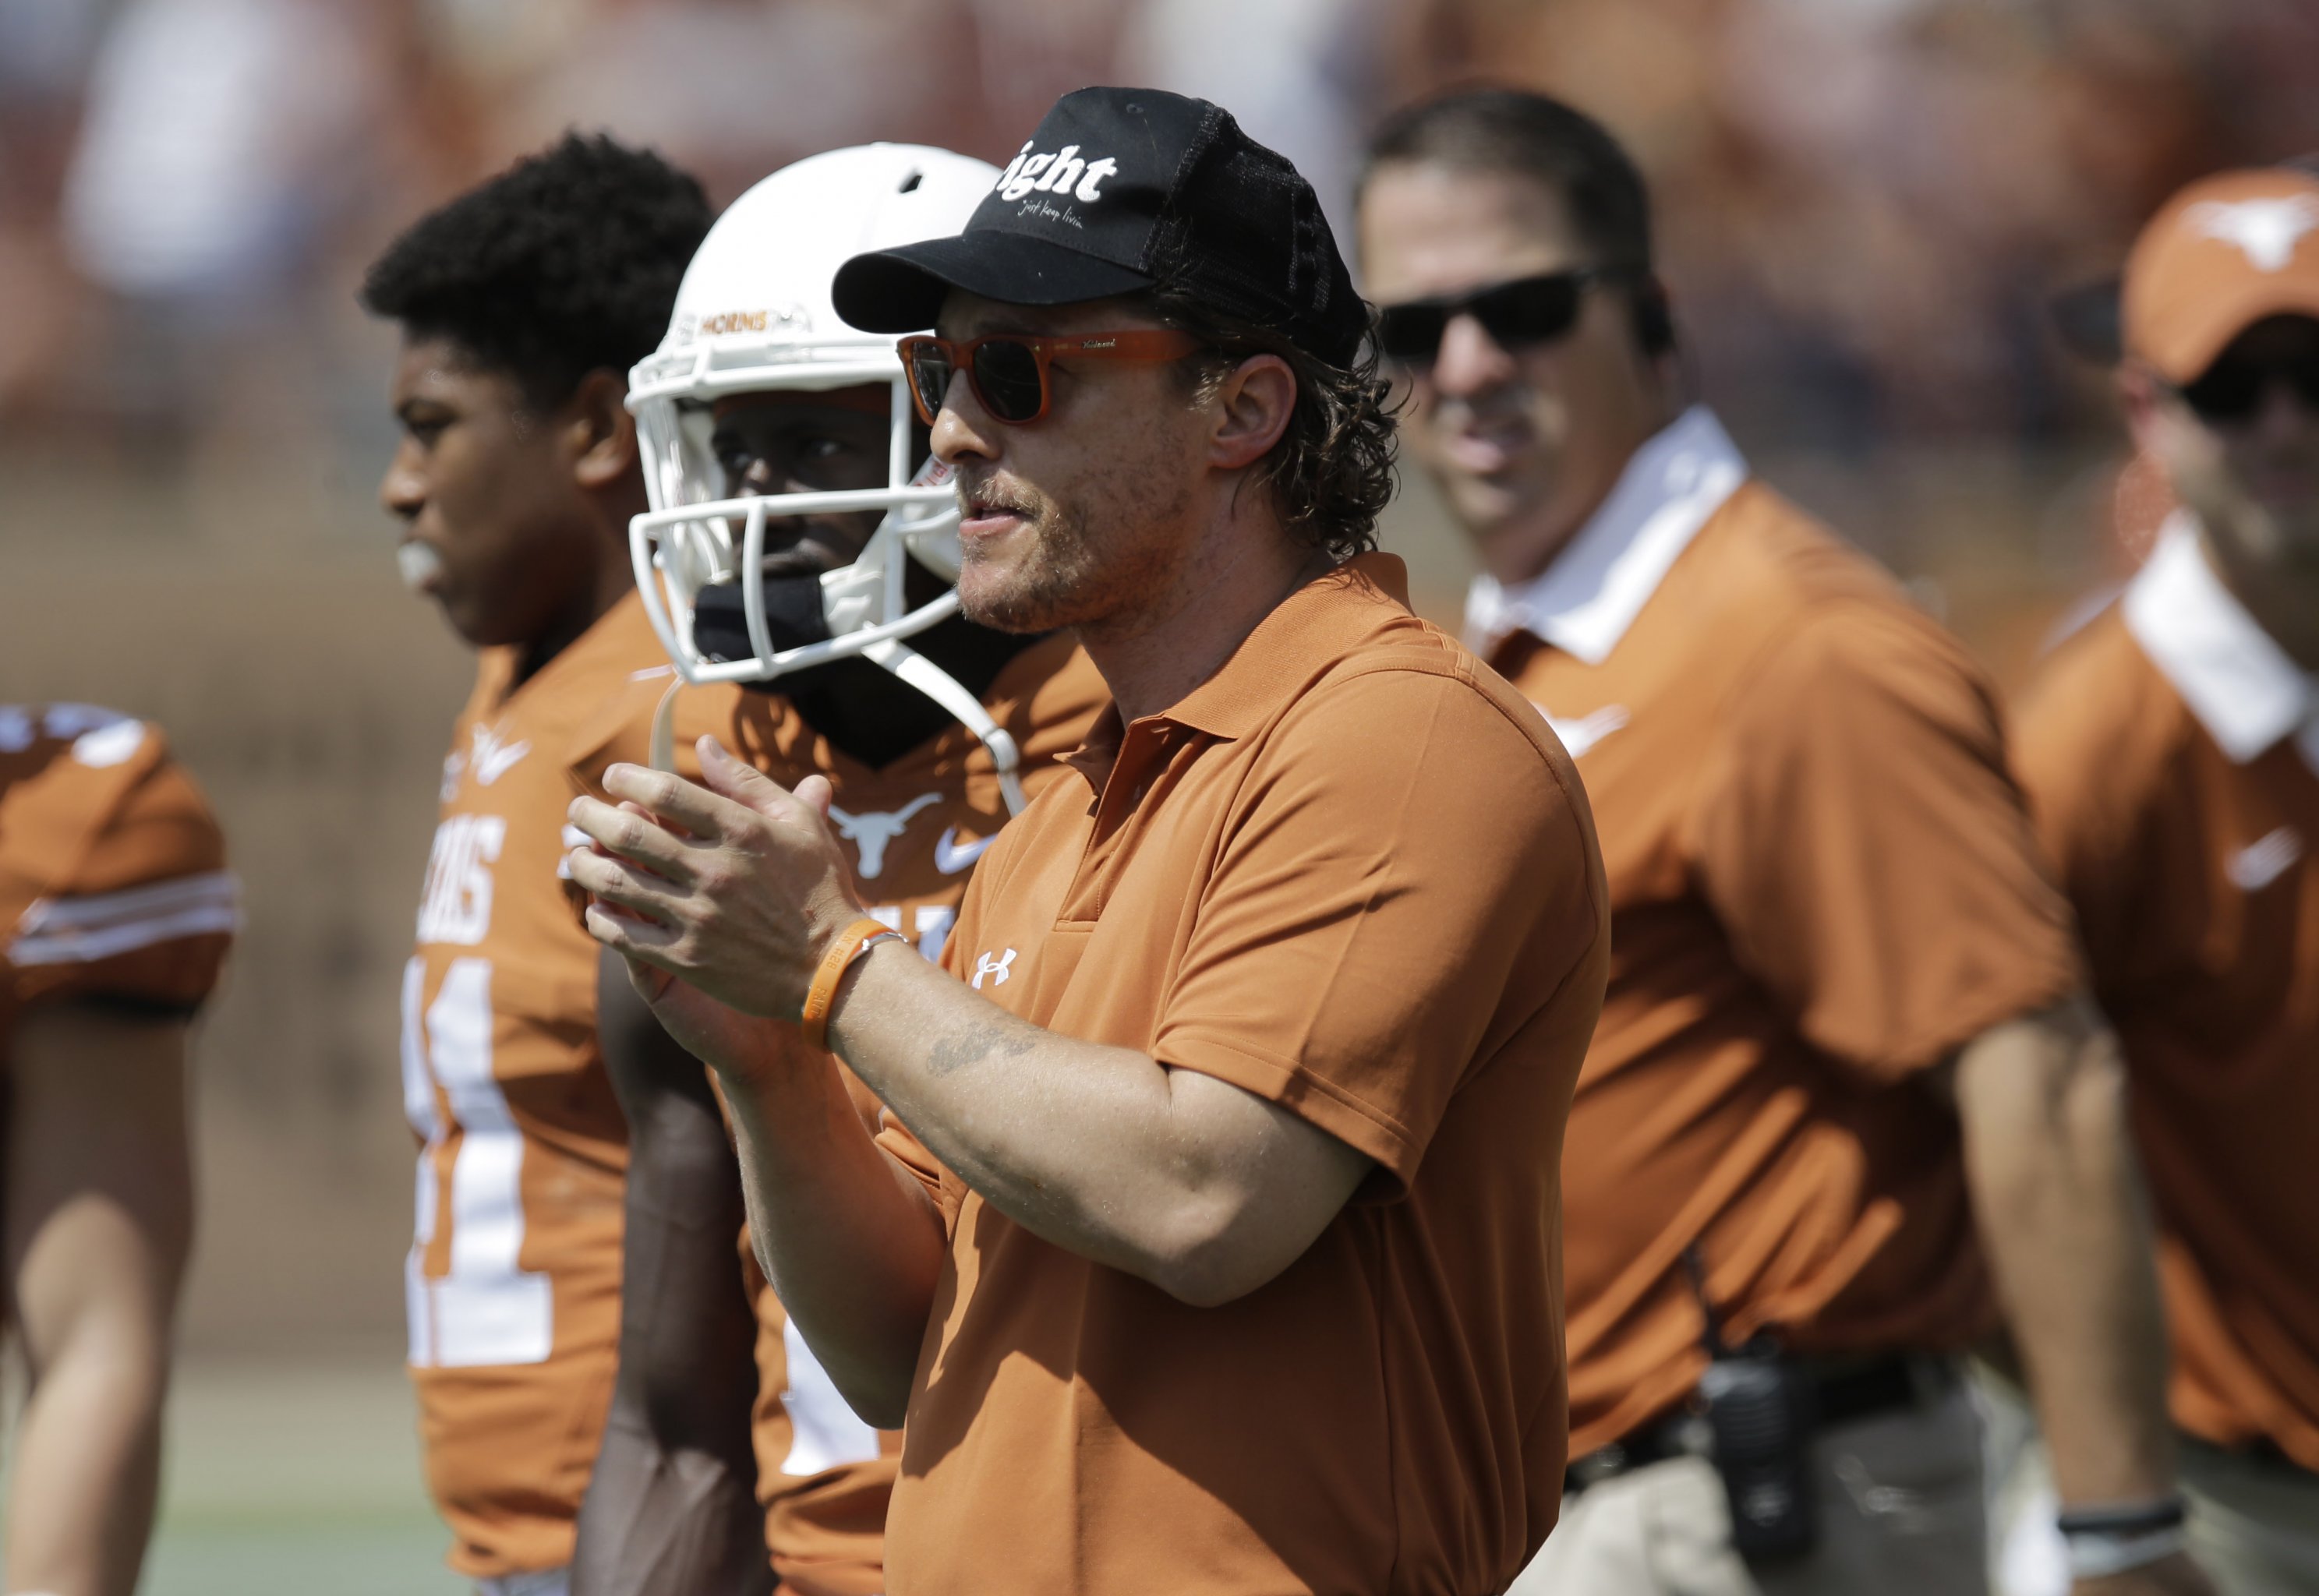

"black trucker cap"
[832, 87, 1369, 367]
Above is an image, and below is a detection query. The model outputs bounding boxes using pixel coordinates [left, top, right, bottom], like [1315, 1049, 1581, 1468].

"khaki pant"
[1511, 1382, 1985, 1596]
[475, 1572, 570, 1596]
[2179, 1439, 2319, 1596]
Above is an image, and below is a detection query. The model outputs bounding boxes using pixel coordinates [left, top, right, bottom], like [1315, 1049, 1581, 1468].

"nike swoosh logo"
[1536, 704, 1630, 759]
[2228, 826, 2303, 892]
[935, 826, 997, 875]
[474, 740, 531, 786]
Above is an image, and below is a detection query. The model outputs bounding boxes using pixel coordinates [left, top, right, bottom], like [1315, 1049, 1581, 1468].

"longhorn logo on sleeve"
[828, 793, 942, 880]
[2186, 196, 2319, 272]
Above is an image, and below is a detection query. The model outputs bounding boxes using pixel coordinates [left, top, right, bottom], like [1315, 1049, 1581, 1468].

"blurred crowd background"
[2, 0, 2317, 1375]
[9, 0, 2319, 479]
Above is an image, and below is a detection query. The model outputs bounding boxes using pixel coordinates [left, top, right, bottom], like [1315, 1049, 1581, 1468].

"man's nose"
[1429, 312, 1519, 401]
[931, 370, 999, 466]
[379, 443, 425, 520]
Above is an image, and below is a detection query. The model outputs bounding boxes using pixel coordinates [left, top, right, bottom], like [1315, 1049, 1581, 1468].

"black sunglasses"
[1375, 267, 1639, 367]
[2176, 348, 2319, 424]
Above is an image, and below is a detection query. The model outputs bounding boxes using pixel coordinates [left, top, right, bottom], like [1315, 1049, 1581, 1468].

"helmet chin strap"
[645, 480, 1027, 815]
[861, 637, 1027, 816]
[647, 636, 1028, 821]
[649, 676, 684, 775]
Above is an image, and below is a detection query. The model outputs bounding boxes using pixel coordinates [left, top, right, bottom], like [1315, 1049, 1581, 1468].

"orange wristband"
[801, 917, 905, 1052]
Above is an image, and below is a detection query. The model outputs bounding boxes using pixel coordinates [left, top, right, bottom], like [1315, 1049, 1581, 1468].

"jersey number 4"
[401, 955, 553, 1368]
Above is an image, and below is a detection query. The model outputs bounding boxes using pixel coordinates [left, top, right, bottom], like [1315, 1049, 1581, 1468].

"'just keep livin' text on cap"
[832, 87, 1369, 368]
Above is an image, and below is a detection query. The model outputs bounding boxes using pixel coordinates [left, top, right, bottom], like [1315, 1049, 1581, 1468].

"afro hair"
[361, 132, 713, 408]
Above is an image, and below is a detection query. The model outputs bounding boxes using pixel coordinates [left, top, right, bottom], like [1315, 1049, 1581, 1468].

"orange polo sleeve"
[2009, 620, 2181, 984]
[1150, 663, 1605, 1191]
[1690, 602, 2080, 1079]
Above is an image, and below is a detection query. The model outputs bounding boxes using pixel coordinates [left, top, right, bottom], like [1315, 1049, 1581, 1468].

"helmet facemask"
[624, 143, 1025, 807]
[629, 359, 965, 686]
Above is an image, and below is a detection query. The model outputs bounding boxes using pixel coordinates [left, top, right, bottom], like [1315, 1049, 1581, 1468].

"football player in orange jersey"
[360, 134, 715, 1596]
[571, 145, 1108, 1596]
[1, 703, 236, 1596]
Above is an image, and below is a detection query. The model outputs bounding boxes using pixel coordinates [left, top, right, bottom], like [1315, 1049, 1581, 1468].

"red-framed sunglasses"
[896, 329, 1205, 425]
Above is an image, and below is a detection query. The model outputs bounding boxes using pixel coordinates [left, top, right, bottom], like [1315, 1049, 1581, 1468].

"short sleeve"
[1691, 603, 2080, 1078]
[1151, 666, 1605, 1189]
[2008, 616, 2175, 983]
[11, 740, 236, 1015]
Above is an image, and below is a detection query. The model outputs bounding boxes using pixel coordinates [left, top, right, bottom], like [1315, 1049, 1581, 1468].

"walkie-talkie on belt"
[1684, 1247, 1819, 1560]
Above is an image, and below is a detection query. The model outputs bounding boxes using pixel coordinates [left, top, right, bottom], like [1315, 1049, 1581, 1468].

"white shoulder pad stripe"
[11, 872, 242, 966]
[16, 871, 240, 934]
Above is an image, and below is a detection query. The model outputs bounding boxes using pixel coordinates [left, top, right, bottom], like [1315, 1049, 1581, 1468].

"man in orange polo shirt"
[567, 87, 1610, 1594]
[1359, 89, 2201, 1595]
[2016, 166, 2319, 1594]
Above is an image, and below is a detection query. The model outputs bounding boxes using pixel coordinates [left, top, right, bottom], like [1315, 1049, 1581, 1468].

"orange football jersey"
[2, 703, 235, 1035]
[717, 633, 1109, 1596]
[404, 592, 742, 1579]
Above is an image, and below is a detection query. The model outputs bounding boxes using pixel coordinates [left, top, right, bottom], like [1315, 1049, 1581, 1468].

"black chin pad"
[692, 575, 830, 666]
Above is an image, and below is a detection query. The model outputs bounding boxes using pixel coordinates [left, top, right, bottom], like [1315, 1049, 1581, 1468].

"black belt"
[1564, 1354, 1950, 1495]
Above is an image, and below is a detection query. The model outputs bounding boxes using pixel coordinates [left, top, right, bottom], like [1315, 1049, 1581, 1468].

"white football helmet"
[627, 143, 1028, 809]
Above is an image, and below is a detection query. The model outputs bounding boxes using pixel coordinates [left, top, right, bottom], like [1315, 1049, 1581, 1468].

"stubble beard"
[958, 469, 1193, 638]
[959, 494, 1102, 634]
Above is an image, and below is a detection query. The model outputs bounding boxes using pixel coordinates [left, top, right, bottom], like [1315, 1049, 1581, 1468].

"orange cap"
[2123, 168, 2319, 383]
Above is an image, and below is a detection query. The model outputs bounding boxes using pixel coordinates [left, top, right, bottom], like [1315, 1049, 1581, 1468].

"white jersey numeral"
[401, 955, 553, 1368]
[415, 814, 506, 945]
[864, 903, 956, 967]
[778, 1316, 883, 1476]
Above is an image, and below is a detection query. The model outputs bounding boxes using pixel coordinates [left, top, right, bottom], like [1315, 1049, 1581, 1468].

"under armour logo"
[970, 948, 1016, 990]
[2186, 196, 2319, 272]
[828, 793, 941, 880]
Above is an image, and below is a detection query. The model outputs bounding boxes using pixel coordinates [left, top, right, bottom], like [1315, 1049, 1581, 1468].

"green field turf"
[5, 1355, 465, 1596]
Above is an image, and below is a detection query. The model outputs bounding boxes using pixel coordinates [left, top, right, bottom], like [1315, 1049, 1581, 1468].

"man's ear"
[1207, 354, 1297, 473]
[566, 368, 640, 490]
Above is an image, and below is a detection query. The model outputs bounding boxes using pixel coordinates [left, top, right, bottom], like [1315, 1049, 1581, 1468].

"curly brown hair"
[1143, 285, 1399, 563]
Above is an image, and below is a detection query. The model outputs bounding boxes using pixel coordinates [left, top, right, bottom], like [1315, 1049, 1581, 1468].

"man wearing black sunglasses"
[2015, 166, 2319, 1594]
[1360, 89, 2200, 1596]
[565, 86, 1613, 1596]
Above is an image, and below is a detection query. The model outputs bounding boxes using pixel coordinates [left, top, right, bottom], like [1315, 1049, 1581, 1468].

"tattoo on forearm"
[927, 1021, 1037, 1079]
